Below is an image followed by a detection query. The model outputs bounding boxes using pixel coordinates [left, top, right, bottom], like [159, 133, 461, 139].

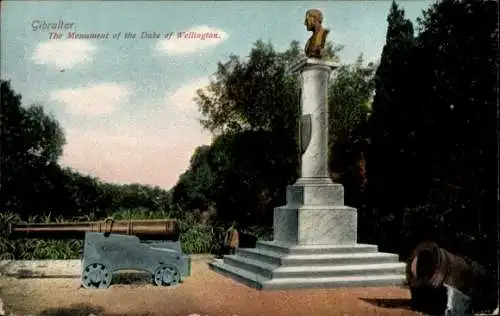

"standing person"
[224, 221, 239, 255]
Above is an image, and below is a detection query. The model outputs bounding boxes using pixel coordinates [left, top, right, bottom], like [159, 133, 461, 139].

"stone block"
[286, 181, 344, 206]
[273, 205, 357, 245]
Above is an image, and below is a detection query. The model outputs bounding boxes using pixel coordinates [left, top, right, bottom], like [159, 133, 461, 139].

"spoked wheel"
[153, 265, 180, 287]
[82, 263, 112, 289]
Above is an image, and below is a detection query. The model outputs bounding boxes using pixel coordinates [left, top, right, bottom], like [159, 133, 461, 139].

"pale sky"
[1, 1, 432, 190]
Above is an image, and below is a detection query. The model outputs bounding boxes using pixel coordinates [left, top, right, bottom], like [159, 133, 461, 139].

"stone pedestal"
[209, 58, 405, 290]
[274, 181, 357, 246]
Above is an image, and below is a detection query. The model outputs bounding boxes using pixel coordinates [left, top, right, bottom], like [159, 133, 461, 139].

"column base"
[273, 205, 357, 245]
[276, 178, 356, 245]
[287, 177, 344, 206]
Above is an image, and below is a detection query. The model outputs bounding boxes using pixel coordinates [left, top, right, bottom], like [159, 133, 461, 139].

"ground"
[0, 257, 422, 316]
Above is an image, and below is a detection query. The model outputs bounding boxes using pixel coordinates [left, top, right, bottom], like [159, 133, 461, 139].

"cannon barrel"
[406, 242, 494, 309]
[9, 219, 181, 241]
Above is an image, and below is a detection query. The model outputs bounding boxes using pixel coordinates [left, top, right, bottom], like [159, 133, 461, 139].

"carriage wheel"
[81, 263, 112, 289]
[153, 264, 180, 286]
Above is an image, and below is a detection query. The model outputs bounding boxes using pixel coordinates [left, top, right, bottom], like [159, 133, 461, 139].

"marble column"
[291, 58, 338, 184]
[273, 58, 358, 245]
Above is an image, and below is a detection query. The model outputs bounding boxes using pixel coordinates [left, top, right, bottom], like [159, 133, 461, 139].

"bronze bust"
[304, 9, 329, 59]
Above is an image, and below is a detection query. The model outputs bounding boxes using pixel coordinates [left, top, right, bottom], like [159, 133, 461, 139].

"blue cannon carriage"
[9, 219, 191, 289]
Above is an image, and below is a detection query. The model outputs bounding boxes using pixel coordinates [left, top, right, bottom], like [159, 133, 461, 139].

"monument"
[210, 9, 406, 290]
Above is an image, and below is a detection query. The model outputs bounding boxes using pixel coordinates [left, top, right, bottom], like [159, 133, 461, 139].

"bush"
[0, 211, 21, 259]
[179, 222, 215, 254]
[0, 211, 95, 260]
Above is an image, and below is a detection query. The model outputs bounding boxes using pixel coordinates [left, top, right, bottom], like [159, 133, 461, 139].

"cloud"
[50, 83, 132, 115]
[31, 39, 96, 69]
[162, 76, 214, 133]
[156, 25, 229, 55]
[165, 76, 211, 111]
[59, 77, 214, 189]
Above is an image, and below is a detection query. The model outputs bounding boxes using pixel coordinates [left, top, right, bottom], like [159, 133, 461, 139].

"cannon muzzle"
[9, 219, 181, 241]
[406, 242, 495, 311]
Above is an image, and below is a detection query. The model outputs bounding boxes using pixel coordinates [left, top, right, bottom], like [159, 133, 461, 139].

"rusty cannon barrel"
[406, 241, 495, 312]
[9, 218, 181, 241]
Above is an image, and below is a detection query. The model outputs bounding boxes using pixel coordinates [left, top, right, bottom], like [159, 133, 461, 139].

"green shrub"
[110, 207, 168, 220]
[0, 212, 85, 259]
[0, 211, 21, 259]
[180, 223, 215, 254]
[19, 238, 82, 260]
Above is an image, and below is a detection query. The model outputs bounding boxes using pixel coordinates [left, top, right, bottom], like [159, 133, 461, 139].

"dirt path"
[0, 258, 421, 316]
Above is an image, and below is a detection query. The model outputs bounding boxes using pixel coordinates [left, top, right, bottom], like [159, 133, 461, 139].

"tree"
[409, 0, 497, 265]
[365, 3, 497, 298]
[1, 81, 66, 167]
[172, 144, 221, 213]
[1, 80, 66, 216]
[172, 130, 298, 228]
[365, 1, 416, 249]
[47, 168, 103, 218]
[328, 54, 376, 197]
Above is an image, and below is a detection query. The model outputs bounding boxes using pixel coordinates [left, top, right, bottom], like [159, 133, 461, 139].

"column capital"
[290, 57, 339, 73]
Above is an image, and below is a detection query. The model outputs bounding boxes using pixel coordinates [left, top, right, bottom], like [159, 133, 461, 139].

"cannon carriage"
[8, 218, 191, 289]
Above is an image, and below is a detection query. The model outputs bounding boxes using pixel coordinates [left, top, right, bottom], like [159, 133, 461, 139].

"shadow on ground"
[111, 271, 153, 285]
[38, 304, 159, 316]
[103, 313, 156, 316]
[360, 298, 413, 311]
[38, 304, 104, 316]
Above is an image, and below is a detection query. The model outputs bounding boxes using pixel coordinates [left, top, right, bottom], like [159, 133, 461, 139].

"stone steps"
[256, 240, 378, 255]
[209, 259, 406, 290]
[235, 247, 400, 266]
[210, 259, 269, 290]
[209, 241, 407, 290]
[223, 255, 405, 279]
[264, 274, 406, 290]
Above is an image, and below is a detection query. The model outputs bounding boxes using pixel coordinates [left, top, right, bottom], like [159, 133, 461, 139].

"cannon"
[406, 242, 496, 314]
[9, 219, 191, 289]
